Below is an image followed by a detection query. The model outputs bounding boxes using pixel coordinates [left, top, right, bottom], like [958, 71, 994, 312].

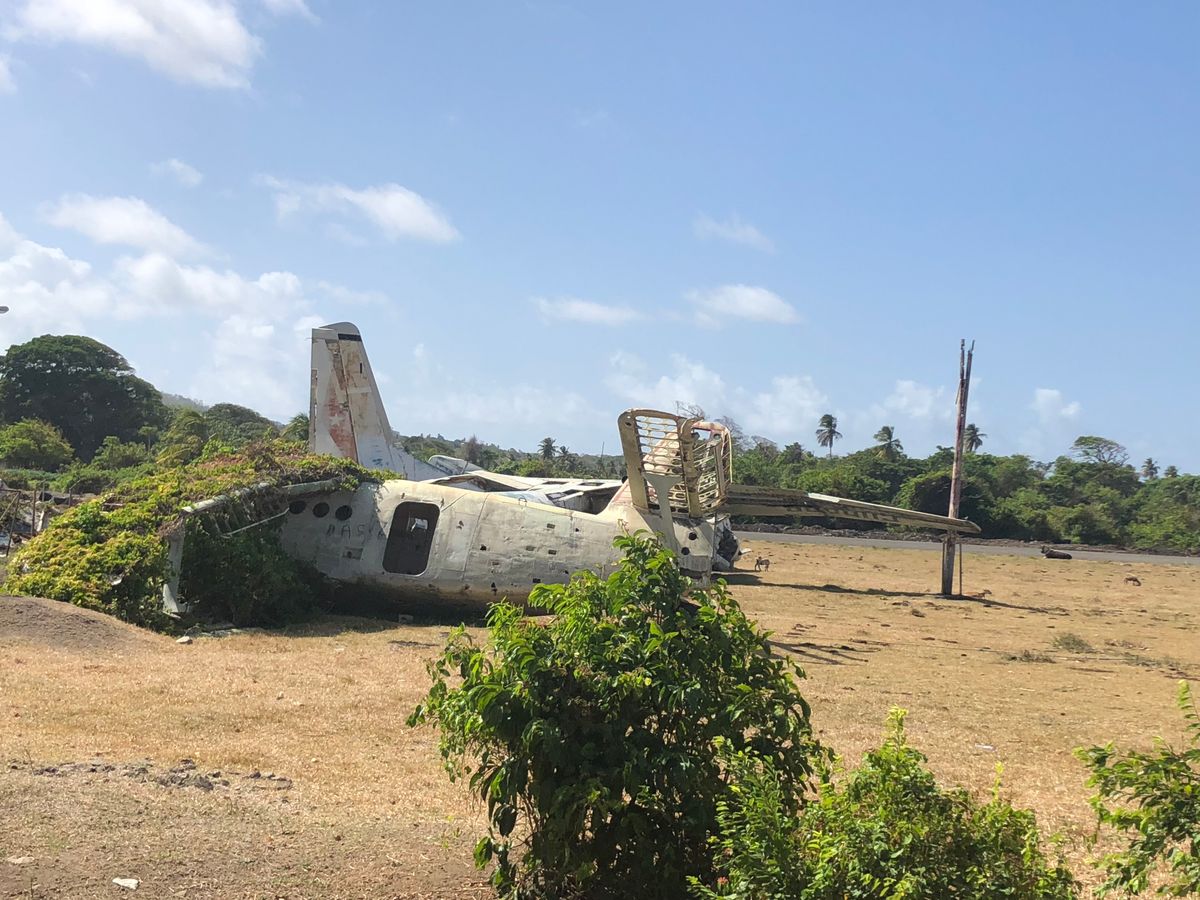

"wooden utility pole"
[941, 340, 974, 596]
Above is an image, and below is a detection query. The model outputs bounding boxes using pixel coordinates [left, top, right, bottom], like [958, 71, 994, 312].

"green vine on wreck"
[5, 442, 383, 630]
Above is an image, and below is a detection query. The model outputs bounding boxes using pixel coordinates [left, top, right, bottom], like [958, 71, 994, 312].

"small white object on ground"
[175, 635, 193, 644]
[113, 877, 140, 890]
[6, 856, 34, 865]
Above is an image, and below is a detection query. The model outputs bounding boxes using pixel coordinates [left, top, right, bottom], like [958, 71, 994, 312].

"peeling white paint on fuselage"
[278, 478, 719, 608]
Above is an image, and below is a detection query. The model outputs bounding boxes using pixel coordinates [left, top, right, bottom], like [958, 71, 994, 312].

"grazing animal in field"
[754, 556, 770, 572]
[1124, 575, 1141, 586]
[1041, 546, 1073, 560]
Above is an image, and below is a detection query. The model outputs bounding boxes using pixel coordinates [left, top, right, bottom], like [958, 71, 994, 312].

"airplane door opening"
[383, 502, 440, 575]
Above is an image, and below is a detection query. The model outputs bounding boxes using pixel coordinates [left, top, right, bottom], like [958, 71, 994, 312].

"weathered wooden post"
[941, 340, 974, 596]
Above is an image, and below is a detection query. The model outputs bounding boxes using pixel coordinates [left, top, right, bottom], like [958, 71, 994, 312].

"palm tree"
[1141, 458, 1159, 481]
[815, 414, 842, 459]
[873, 425, 903, 461]
[281, 413, 309, 443]
[1164, 465, 1179, 478]
[539, 437, 556, 461]
[964, 423, 986, 453]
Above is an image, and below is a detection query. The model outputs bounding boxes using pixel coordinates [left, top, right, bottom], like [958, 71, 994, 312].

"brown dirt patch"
[2, 547, 1198, 896]
[0, 595, 164, 653]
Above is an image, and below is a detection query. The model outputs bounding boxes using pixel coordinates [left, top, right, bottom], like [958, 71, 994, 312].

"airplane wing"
[723, 484, 980, 533]
[617, 409, 980, 534]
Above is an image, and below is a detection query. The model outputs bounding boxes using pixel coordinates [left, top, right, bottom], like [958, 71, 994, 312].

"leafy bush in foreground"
[1077, 681, 1200, 897]
[409, 533, 824, 900]
[6, 442, 376, 629]
[695, 710, 1078, 900]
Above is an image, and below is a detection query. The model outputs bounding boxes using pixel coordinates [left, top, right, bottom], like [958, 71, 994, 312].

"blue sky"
[0, 1, 1196, 468]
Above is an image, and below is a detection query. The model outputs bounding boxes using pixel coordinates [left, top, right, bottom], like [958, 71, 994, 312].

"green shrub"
[6, 442, 376, 629]
[178, 517, 326, 626]
[0, 418, 75, 471]
[696, 710, 1078, 900]
[0, 467, 59, 490]
[409, 533, 824, 900]
[1077, 682, 1200, 896]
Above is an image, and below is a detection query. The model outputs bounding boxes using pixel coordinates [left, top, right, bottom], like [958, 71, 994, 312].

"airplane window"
[288, 500, 306, 514]
[383, 502, 440, 575]
[312, 502, 330, 518]
[335, 505, 353, 521]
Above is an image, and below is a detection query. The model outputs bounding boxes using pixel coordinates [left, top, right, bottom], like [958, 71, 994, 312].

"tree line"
[1, 334, 1196, 552]
[729, 413, 1198, 551]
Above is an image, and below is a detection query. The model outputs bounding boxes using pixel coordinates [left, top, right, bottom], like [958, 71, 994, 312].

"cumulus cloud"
[743, 376, 827, 436]
[0, 55, 15, 93]
[1031, 387, 1081, 424]
[692, 213, 774, 252]
[607, 350, 727, 414]
[0, 212, 113, 335]
[535, 296, 642, 326]
[258, 176, 460, 243]
[43, 194, 207, 257]
[606, 351, 828, 439]
[687, 284, 800, 329]
[6, 0, 261, 89]
[877, 379, 952, 421]
[151, 158, 203, 187]
[0, 210, 396, 420]
[381, 342, 597, 437]
[260, 0, 316, 21]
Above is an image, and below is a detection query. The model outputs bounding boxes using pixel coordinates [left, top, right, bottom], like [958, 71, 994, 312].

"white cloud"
[0, 55, 15, 93]
[877, 379, 952, 421]
[1031, 387, 1081, 424]
[743, 376, 828, 436]
[382, 342, 596, 434]
[692, 213, 774, 252]
[0, 212, 114, 336]
[260, 0, 316, 21]
[151, 157, 203, 187]
[6, 0, 261, 89]
[687, 284, 800, 329]
[0, 210, 400, 420]
[259, 176, 460, 243]
[535, 296, 642, 326]
[605, 351, 829, 439]
[43, 194, 206, 256]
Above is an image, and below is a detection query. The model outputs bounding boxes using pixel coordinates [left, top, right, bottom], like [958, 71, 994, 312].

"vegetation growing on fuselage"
[6, 442, 380, 630]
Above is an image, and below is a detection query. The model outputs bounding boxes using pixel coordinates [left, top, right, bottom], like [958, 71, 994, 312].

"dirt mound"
[0, 595, 162, 652]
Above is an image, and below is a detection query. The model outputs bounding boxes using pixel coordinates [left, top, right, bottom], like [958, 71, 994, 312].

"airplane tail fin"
[309, 322, 441, 480]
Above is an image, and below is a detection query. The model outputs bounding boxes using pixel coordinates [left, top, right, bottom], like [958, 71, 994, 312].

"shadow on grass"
[772, 581, 1066, 616]
[768, 638, 881, 666]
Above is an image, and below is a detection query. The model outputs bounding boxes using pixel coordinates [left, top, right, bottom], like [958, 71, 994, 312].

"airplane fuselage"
[278, 478, 725, 610]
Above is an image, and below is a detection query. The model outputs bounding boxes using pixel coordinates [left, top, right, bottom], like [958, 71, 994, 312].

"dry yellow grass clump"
[1, 543, 1197, 898]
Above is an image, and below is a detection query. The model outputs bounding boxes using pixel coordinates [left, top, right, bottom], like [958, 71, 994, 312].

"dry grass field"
[2, 542, 1197, 899]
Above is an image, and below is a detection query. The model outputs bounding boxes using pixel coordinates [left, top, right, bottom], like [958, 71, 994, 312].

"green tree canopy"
[204, 403, 278, 446]
[1071, 435, 1129, 466]
[156, 409, 211, 467]
[0, 335, 169, 460]
[0, 418, 75, 471]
